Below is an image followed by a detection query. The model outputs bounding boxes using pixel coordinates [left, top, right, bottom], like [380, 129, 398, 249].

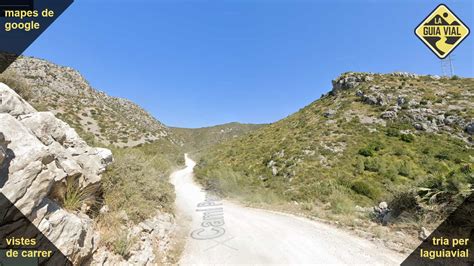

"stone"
[444, 116, 458, 125]
[323, 109, 337, 118]
[118, 210, 129, 222]
[36, 202, 99, 265]
[331, 73, 374, 91]
[272, 166, 278, 176]
[381, 111, 397, 119]
[0, 83, 36, 116]
[96, 147, 114, 165]
[19, 112, 71, 146]
[408, 99, 418, 107]
[376, 95, 387, 106]
[419, 227, 430, 240]
[372, 202, 391, 226]
[382, 212, 393, 226]
[0, 84, 113, 264]
[99, 205, 110, 214]
[391, 72, 419, 78]
[364, 95, 378, 105]
[435, 114, 445, 124]
[465, 122, 474, 135]
[0, 132, 8, 165]
[414, 122, 427, 131]
[267, 160, 276, 168]
[397, 96, 406, 106]
[90, 212, 176, 265]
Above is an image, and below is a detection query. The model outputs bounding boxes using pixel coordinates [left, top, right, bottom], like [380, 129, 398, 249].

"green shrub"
[400, 134, 415, 143]
[101, 141, 181, 223]
[0, 72, 33, 100]
[328, 192, 354, 214]
[381, 164, 398, 180]
[364, 158, 381, 172]
[398, 161, 414, 177]
[386, 128, 400, 137]
[368, 141, 384, 151]
[62, 177, 99, 211]
[358, 148, 373, 157]
[351, 180, 381, 200]
[389, 190, 419, 217]
[393, 147, 405, 156]
[113, 232, 136, 258]
[435, 151, 450, 160]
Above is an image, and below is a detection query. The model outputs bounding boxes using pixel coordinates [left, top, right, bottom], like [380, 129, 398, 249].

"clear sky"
[24, 0, 473, 128]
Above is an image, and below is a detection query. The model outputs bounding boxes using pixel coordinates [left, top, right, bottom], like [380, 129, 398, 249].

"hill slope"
[195, 72, 473, 229]
[1, 57, 185, 263]
[171, 122, 264, 153]
[1, 57, 177, 147]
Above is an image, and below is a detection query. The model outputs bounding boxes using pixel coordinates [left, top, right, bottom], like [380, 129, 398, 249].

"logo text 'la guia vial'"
[415, 4, 470, 59]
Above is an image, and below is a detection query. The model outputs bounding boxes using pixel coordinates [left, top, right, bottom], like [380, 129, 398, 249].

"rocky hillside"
[0, 57, 177, 147]
[0, 83, 181, 265]
[172, 122, 264, 153]
[0, 83, 113, 264]
[195, 72, 473, 238]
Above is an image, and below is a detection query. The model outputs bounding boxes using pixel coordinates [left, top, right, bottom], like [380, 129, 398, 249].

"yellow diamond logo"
[415, 4, 470, 59]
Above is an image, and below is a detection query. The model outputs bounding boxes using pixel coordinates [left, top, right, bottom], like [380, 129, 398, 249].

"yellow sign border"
[414, 4, 470, 59]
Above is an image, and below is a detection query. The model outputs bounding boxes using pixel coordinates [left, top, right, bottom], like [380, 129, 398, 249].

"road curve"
[170, 154, 405, 265]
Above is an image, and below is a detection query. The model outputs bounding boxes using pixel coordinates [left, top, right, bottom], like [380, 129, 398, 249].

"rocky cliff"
[0, 83, 113, 264]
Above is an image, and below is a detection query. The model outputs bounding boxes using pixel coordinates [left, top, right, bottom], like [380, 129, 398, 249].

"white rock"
[419, 227, 430, 240]
[0, 84, 113, 264]
[379, 202, 388, 209]
[99, 205, 110, 214]
[0, 83, 36, 116]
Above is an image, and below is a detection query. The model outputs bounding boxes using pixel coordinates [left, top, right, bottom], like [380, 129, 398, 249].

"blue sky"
[25, 0, 473, 128]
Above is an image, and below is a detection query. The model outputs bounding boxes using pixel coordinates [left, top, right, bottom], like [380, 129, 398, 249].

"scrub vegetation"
[194, 73, 473, 248]
[171, 122, 264, 154]
[97, 139, 183, 256]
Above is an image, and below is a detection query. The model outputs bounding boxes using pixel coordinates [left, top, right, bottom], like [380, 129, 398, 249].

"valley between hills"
[0, 56, 472, 264]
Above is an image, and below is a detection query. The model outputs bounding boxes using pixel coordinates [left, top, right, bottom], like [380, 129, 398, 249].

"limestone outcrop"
[0, 83, 113, 264]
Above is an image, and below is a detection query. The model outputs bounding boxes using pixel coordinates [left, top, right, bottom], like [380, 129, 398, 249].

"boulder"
[444, 116, 458, 125]
[397, 96, 406, 106]
[391, 72, 419, 78]
[414, 122, 428, 131]
[465, 123, 474, 135]
[332, 73, 374, 91]
[0, 113, 60, 211]
[323, 109, 337, 118]
[0, 83, 36, 116]
[419, 227, 430, 240]
[90, 212, 176, 265]
[0, 84, 113, 264]
[19, 111, 113, 186]
[381, 111, 397, 119]
[0, 132, 8, 165]
[35, 200, 99, 265]
[373, 202, 391, 225]
[19, 111, 88, 149]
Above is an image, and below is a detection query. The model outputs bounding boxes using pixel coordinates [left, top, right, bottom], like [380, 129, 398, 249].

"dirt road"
[170, 155, 405, 265]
